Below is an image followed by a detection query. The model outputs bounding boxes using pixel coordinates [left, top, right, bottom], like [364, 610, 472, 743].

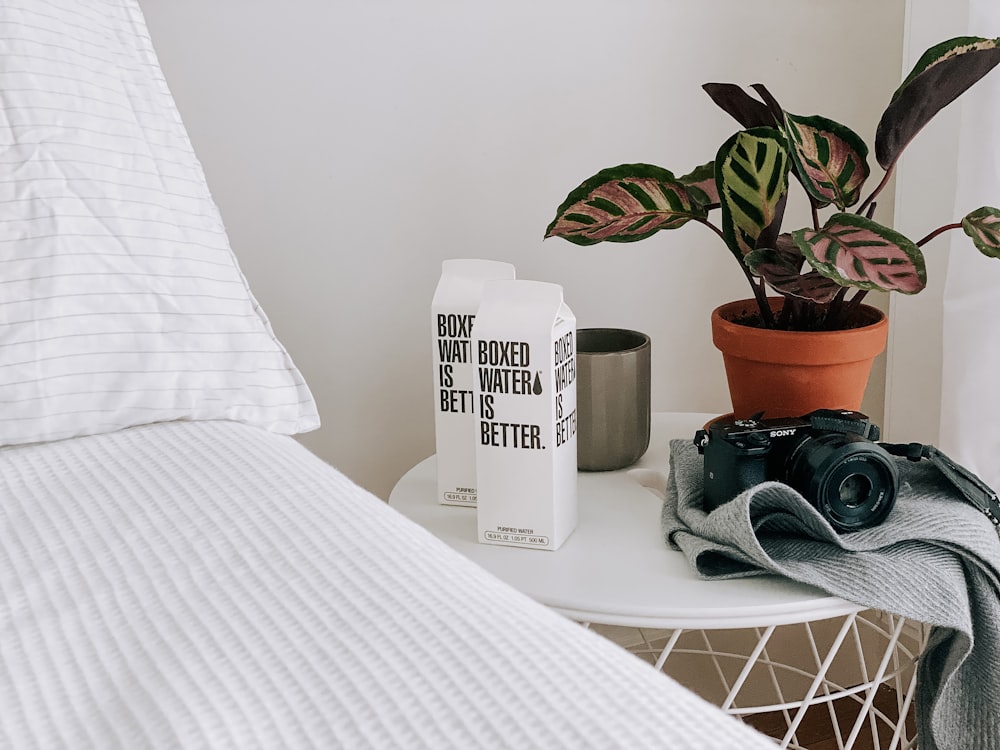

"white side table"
[389, 413, 924, 750]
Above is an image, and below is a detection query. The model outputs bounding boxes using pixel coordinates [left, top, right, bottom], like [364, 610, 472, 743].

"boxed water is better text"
[431, 259, 515, 506]
[473, 279, 577, 550]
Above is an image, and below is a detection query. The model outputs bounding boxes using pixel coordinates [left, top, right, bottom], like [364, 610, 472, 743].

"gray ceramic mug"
[576, 328, 651, 471]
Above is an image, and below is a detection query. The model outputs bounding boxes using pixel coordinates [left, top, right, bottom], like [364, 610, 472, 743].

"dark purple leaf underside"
[745, 238, 842, 303]
[749, 84, 785, 125]
[875, 37, 1000, 170]
[702, 83, 777, 128]
[761, 267, 843, 303]
[793, 213, 926, 293]
[785, 113, 870, 210]
[545, 164, 706, 245]
[962, 206, 1000, 259]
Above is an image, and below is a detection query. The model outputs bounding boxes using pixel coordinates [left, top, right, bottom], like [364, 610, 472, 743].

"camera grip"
[703, 446, 769, 511]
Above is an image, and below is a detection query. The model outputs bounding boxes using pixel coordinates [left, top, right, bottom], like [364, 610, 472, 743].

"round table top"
[389, 412, 860, 629]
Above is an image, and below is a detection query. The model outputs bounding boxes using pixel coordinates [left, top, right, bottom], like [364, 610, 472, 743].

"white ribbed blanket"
[0, 421, 772, 749]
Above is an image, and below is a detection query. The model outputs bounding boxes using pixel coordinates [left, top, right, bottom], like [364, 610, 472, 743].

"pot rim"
[711, 298, 889, 364]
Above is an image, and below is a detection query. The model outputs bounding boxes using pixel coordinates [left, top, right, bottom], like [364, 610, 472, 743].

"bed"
[0, 2, 774, 748]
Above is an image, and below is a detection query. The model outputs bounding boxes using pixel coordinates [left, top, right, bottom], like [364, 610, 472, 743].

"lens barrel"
[784, 432, 898, 531]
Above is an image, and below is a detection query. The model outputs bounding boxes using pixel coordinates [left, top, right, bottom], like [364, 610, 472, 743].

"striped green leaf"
[785, 113, 870, 210]
[876, 36, 1000, 169]
[678, 161, 719, 207]
[544, 164, 707, 245]
[792, 213, 926, 294]
[962, 206, 1000, 259]
[716, 127, 789, 261]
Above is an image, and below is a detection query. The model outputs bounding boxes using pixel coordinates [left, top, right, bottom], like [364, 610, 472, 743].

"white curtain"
[939, 2, 1000, 491]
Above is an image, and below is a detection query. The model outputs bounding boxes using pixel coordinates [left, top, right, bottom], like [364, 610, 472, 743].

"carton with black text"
[473, 280, 577, 550]
[432, 259, 516, 506]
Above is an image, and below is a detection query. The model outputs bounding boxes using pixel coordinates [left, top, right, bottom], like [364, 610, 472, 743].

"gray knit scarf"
[662, 438, 1000, 750]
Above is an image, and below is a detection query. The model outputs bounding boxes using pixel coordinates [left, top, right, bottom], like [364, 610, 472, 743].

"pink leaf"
[792, 213, 926, 294]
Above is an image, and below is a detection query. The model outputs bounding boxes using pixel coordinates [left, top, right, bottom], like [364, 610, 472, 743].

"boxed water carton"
[473, 280, 577, 550]
[432, 259, 516, 506]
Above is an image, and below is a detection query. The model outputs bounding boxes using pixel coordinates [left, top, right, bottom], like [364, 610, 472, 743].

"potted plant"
[544, 36, 1000, 418]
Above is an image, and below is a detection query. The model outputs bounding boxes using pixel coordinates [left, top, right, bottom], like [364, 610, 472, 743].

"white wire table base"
[587, 611, 927, 750]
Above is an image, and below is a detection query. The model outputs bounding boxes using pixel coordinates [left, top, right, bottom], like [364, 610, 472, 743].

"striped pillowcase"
[0, 1, 319, 446]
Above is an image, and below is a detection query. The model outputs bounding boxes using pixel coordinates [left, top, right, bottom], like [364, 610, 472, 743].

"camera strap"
[879, 442, 1000, 528]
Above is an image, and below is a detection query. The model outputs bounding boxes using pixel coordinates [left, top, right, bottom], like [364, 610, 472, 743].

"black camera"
[694, 409, 898, 532]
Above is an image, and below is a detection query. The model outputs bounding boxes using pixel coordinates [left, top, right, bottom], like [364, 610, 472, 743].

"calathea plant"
[545, 37, 1000, 331]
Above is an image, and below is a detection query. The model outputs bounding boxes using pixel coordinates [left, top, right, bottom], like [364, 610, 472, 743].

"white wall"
[886, 1, 1000, 446]
[138, 0, 905, 498]
[884, 1, 967, 445]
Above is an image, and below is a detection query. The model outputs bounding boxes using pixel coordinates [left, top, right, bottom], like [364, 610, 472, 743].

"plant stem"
[916, 222, 962, 247]
[741, 264, 775, 327]
[857, 165, 895, 218]
[695, 217, 774, 327]
[826, 286, 848, 327]
[777, 296, 793, 328]
[843, 289, 869, 322]
[696, 217, 726, 243]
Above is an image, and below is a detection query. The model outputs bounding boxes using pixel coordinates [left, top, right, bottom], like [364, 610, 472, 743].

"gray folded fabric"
[662, 438, 1000, 750]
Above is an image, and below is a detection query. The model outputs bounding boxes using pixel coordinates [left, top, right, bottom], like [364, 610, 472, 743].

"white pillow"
[0, 1, 319, 445]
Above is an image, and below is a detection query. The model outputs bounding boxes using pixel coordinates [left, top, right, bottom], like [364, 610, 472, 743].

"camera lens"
[784, 432, 898, 531]
[838, 474, 872, 509]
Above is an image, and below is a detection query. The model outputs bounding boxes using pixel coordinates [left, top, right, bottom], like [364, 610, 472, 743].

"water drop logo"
[532, 371, 543, 395]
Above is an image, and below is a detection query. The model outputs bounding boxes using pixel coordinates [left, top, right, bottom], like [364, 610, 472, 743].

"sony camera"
[694, 409, 898, 532]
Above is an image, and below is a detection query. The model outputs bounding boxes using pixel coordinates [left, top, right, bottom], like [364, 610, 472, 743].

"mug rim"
[576, 327, 650, 355]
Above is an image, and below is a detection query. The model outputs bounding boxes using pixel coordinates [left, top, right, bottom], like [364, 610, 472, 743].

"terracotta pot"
[711, 298, 888, 419]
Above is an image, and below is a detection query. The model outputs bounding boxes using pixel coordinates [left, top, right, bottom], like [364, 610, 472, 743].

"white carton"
[473, 280, 577, 550]
[432, 259, 516, 506]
